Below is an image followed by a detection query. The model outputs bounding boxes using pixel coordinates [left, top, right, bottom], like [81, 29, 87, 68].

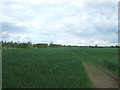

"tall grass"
[72, 48, 119, 76]
[3, 48, 118, 88]
[2, 48, 94, 88]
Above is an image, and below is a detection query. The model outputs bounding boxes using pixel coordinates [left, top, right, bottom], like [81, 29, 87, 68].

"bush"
[17, 43, 30, 48]
[33, 43, 48, 48]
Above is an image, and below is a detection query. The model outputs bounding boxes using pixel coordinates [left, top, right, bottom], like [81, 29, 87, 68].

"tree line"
[1, 41, 120, 49]
[1, 41, 64, 48]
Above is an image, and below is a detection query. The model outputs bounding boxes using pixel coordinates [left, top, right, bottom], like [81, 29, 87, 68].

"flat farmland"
[2, 48, 119, 88]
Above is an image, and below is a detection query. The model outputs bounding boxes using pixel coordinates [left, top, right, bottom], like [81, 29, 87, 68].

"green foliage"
[2, 48, 94, 88]
[49, 44, 62, 47]
[17, 43, 29, 48]
[72, 48, 119, 76]
[1, 41, 119, 48]
[2, 41, 32, 48]
[2, 47, 118, 88]
[33, 43, 48, 48]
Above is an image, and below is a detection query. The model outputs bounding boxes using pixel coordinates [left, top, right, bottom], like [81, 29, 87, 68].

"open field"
[2, 47, 119, 88]
[71, 48, 119, 76]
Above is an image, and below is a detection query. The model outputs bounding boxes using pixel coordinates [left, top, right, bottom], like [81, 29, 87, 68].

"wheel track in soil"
[83, 62, 118, 88]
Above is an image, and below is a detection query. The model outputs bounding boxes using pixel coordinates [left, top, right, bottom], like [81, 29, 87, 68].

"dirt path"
[83, 62, 118, 88]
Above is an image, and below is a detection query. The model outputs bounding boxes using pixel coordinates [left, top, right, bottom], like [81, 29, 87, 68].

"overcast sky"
[1, 0, 118, 46]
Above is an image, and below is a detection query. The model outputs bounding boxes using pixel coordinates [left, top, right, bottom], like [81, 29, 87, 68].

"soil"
[83, 62, 118, 88]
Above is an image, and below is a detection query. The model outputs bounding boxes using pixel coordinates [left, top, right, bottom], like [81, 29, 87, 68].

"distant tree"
[49, 42, 54, 47]
[115, 45, 120, 48]
[111, 46, 114, 48]
[18, 43, 30, 48]
[95, 45, 97, 48]
[34, 43, 48, 48]
[27, 41, 32, 48]
[49, 43, 61, 47]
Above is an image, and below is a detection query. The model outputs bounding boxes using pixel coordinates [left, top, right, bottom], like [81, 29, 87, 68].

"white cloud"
[1, 0, 119, 2]
[1, 1, 118, 46]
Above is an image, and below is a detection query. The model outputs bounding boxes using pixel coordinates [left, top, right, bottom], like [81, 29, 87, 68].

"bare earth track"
[83, 62, 118, 88]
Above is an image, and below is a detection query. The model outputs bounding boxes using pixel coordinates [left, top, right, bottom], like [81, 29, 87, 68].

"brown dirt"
[83, 62, 118, 88]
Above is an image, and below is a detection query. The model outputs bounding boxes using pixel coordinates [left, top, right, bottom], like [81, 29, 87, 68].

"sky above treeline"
[1, 0, 119, 46]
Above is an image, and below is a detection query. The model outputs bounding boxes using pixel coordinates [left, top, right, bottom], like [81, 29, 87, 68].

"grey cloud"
[1, 1, 118, 45]
[2, 22, 27, 32]
[2, 22, 28, 41]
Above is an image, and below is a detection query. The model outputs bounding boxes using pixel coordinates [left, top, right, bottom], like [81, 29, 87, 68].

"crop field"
[2, 47, 119, 88]
[72, 48, 119, 76]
